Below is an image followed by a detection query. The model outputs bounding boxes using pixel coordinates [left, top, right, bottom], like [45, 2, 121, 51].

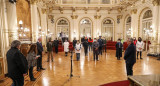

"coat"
[98, 39, 103, 47]
[64, 42, 69, 52]
[26, 52, 37, 68]
[136, 41, 144, 51]
[54, 40, 59, 47]
[36, 42, 43, 55]
[6, 47, 28, 78]
[75, 43, 82, 53]
[73, 40, 77, 47]
[124, 43, 136, 64]
[116, 42, 123, 57]
[47, 41, 53, 51]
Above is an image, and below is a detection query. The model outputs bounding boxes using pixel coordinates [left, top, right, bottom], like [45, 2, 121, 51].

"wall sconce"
[38, 26, 45, 37]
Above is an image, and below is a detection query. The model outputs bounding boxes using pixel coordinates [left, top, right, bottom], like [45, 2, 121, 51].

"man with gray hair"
[6, 40, 28, 86]
[124, 38, 136, 76]
[36, 37, 45, 71]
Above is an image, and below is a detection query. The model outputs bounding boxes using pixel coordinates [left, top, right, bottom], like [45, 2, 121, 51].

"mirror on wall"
[80, 18, 92, 38]
[57, 18, 70, 39]
[102, 19, 113, 41]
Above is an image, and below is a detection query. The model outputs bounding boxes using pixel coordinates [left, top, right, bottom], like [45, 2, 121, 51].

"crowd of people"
[6, 35, 145, 86]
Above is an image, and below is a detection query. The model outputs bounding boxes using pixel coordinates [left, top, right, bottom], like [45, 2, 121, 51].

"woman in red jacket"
[88, 37, 93, 51]
[133, 37, 137, 46]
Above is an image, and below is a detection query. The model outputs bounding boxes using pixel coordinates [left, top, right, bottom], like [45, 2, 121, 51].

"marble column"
[6, 2, 18, 44]
[152, 1, 160, 43]
[131, 9, 138, 38]
[0, 0, 10, 74]
[41, 9, 47, 51]
[30, 2, 39, 43]
[71, 15, 78, 40]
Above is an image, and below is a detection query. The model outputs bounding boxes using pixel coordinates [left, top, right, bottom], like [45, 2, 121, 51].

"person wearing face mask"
[92, 38, 99, 61]
[116, 39, 123, 60]
[136, 37, 144, 59]
[75, 40, 82, 61]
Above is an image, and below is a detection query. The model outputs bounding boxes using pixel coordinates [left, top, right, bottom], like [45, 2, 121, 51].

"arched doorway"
[56, 18, 70, 40]
[79, 18, 92, 39]
[102, 18, 114, 41]
[125, 16, 132, 40]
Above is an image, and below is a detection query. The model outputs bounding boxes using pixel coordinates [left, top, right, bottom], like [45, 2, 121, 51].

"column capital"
[94, 15, 101, 19]
[130, 9, 137, 14]
[152, 0, 160, 6]
[117, 15, 123, 19]
[30, 0, 38, 5]
[71, 15, 78, 19]
[41, 9, 47, 14]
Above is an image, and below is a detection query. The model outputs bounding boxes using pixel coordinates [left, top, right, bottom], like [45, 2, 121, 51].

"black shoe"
[31, 78, 36, 81]
[37, 69, 40, 71]
[140, 58, 143, 59]
[137, 58, 139, 59]
[40, 68, 45, 70]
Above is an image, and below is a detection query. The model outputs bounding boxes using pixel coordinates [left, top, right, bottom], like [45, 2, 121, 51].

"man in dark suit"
[124, 38, 136, 76]
[36, 37, 45, 71]
[116, 39, 123, 60]
[7, 40, 28, 86]
[83, 37, 88, 56]
[54, 38, 59, 54]
[98, 36, 103, 55]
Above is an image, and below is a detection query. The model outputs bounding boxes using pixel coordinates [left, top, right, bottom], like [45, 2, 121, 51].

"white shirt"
[136, 41, 144, 51]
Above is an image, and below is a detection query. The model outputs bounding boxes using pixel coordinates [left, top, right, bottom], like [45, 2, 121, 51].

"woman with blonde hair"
[26, 44, 40, 81]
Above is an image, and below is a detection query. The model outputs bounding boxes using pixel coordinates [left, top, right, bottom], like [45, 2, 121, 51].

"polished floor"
[2, 48, 160, 86]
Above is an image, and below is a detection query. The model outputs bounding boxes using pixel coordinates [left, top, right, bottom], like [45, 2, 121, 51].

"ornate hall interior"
[0, 0, 160, 86]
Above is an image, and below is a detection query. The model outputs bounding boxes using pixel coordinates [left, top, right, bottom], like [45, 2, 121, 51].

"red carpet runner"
[100, 80, 130, 86]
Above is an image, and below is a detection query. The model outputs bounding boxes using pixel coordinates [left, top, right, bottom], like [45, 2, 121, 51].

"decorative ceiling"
[39, 0, 138, 13]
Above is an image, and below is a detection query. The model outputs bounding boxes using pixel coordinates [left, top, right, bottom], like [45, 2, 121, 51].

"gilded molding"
[117, 8, 122, 13]
[117, 15, 123, 19]
[48, 15, 54, 19]
[59, 7, 63, 14]
[131, 9, 137, 14]
[94, 15, 101, 19]
[152, 0, 160, 6]
[71, 15, 78, 19]
[84, 7, 88, 14]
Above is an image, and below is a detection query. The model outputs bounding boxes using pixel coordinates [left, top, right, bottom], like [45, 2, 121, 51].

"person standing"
[83, 37, 89, 56]
[136, 37, 144, 59]
[124, 38, 136, 76]
[64, 39, 69, 56]
[93, 38, 99, 61]
[133, 37, 137, 46]
[54, 38, 59, 54]
[36, 37, 45, 71]
[73, 38, 77, 49]
[88, 37, 93, 51]
[47, 38, 54, 62]
[26, 44, 40, 81]
[75, 40, 82, 61]
[98, 36, 103, 55]
[7, 40, 28, 86]
[103, 38, 107, 52]
[116, 39, 123, 60]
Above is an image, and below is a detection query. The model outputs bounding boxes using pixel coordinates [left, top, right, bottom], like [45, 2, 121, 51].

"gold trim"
[71, 15, 78, 19]
[101, 17, 116, 41]
[78, 17, 93, 40]
[138, 7, 150, 37]
[123, 14, 130, 40]
[29, 0, 38, 5]
[94, 15, 101, 19]
[41, 9, 47, 14]
[55, 17, 71, 40]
